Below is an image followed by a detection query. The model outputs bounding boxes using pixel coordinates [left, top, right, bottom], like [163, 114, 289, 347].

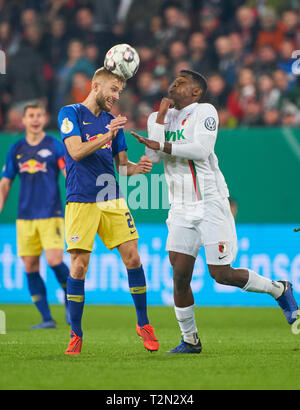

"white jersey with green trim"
[146, 102, 229, 210]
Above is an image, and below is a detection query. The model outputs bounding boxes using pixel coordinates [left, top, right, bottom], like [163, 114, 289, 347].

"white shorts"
[166, 198, 238, 265]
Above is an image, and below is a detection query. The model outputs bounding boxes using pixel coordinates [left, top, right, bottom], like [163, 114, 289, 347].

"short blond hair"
[92, 67, 126, 84]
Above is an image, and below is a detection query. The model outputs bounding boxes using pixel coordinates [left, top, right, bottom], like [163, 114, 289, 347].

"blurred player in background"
[0, 101, 70, 329]
[58, 67, 158, 355]
[132, 69, 298, 353]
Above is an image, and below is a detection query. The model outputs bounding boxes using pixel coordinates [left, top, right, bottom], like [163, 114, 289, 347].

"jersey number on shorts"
[125, 212, 136, 234]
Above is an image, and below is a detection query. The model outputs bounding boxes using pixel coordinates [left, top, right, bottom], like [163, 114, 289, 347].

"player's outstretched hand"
[294, 227, 300, 232]
[109, 115, 127, 138]
[135, 155, 152, 174]
[131, 132, 160, 151]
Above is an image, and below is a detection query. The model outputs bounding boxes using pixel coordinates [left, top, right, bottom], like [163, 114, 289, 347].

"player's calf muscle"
[208, 265, 248, 288]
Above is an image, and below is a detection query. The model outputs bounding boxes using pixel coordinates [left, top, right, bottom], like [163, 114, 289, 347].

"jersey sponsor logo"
[86, 133, 112, 149]
[83, 121, 92, 125]
[204, 117, 216, 131]
[61, 117, 74, 134]
[18, 159, 47, 174]
[37, 149, 52, 158]
[164, 129, 185, 142]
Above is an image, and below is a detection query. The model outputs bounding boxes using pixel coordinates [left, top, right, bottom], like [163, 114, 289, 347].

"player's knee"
[46, 254, 63, 267]
[173, 272, 190, 295]
[122, 251, 141, 269]
[22, 257, 39, 273]
[208, 264, 232, 285]
[70, 256, 89, 279]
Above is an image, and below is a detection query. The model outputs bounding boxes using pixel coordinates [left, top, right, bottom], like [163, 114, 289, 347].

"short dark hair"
[179, 69, 208, 101]
[23, 101, 46, 115]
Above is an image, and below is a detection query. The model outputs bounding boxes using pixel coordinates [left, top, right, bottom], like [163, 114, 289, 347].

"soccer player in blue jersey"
[58, 67, 159, 355]
[0, 101, 70, 329]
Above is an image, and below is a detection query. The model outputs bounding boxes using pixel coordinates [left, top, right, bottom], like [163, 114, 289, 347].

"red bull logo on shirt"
[18, 159, 47, 174]
[86, 133, 112, 150]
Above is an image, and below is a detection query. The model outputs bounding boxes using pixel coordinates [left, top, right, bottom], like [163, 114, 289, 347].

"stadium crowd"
[0, 0, 299, 131]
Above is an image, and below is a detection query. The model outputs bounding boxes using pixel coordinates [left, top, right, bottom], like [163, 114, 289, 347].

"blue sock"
[50, 262, 69, 303]
[67, 276, 85, 338]
[26, 272, 52, 322]
[127, 265, 149, 327]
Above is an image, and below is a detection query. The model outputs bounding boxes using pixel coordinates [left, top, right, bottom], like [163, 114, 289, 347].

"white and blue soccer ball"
[104, 44, 140, 80]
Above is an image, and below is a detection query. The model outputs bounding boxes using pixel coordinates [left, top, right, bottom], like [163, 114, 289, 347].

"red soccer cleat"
[136, 323, 159, 352]
[65, 331, 83, 355]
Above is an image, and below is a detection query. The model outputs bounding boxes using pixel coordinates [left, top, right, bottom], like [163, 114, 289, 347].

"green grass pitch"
[0, 304, 299, 390]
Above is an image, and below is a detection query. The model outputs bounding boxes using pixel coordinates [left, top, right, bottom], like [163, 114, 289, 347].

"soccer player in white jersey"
[131, 69, 298, 353]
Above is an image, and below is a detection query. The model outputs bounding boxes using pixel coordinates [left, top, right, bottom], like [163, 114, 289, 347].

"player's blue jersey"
[2, 135, 65, 220]
[58, 103, 127, 203]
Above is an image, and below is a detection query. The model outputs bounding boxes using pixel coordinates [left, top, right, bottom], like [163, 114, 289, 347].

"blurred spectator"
[227, 67, 257, 122]
[277, 40, 298, 83]
[20, 8, 39, 33]
[67, 72, 92, 104]
[52, 39, 95, 116]
[5, 40, 47, 106]
[280, 9, 300, 47]
[262, 108, 281, 126]
[43, 18, 70, 68]
[206, 73, 231, 110]
[148, 15, 164, 48]
[0, 0, 299, 131]
[257, 74, 280, 110]
[215, 36, 237, 85]
[229, 31, 247, 70]
[218, 108, 238, 128]
[255, 7, 284, 51]
[188, 31, 215, 75]
[0, 21, 20, 57]
[85, 42, 101, 67]
[0, 0, 14, 25]
[199, 7, 224, 44]
[137, 46, 157, 73]
[69, 7, 97, 45]
[252, 44, 278, 76]
[240, 99, 262, 126]
[233, 5, 258, 52]
[158, 5, 191, 53]
[134, 72, 160, 108]
[114, 0, 161, 46]
[153, 53, 169, 78]
[273, 69, 300, 111]
[5, 106, 24, 132]
[135, 102, 153, 130]
[281, 104, 300, 126]
[169, 40, 188, 65]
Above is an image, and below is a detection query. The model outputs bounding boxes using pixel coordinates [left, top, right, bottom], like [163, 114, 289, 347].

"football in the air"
[104, 44, 140, 80]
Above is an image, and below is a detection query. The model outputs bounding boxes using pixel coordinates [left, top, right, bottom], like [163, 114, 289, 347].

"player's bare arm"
[0, 177, 12, 212]
[64, 115, 127, 161]
[114, 150, 152, 176]
[131, 132, 172, 155]
[156, 97, 174, 125]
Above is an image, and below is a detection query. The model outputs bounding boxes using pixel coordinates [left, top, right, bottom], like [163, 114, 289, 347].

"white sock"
[243, 270, 284, 299]
[174, 304, 199, 345]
